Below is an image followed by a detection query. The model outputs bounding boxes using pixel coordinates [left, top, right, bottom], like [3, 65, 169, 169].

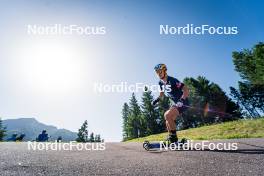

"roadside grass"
[127, 118, 264, 142]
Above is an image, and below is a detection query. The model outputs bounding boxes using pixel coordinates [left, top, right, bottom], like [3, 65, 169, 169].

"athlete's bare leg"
[164, 106, 179, 142]
[164, 106, 179, 131]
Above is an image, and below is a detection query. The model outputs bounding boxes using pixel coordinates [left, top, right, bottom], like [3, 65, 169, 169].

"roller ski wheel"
[143, 141, 150, 151]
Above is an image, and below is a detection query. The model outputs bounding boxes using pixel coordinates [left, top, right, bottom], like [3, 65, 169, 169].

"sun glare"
[17, 40, 86, 95]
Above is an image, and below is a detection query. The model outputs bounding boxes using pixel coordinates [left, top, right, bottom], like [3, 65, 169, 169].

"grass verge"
[127, 118, 264, 142]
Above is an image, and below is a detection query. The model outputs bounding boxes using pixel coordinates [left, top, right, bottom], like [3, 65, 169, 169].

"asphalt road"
[0, 138, 264, 176]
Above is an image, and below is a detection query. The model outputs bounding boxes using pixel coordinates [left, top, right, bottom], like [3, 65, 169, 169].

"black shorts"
[169, 98, 189, 114]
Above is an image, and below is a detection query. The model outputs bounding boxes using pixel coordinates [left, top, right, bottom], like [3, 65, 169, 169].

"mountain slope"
[2, 118, 77, 141]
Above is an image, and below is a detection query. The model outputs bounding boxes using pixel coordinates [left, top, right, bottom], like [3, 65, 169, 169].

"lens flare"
[204, 103, 209, 117]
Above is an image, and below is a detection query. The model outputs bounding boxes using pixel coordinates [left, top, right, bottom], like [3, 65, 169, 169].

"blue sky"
[0, 0, 263, 141]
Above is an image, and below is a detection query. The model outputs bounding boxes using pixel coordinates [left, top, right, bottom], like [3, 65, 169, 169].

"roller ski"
[143, 138, 188, 151]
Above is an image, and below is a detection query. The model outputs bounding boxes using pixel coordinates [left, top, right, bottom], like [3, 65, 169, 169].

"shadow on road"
[146, 141, 264, 154]
[203, 148, 264, 154]
[146, 142, 264, 154]
[147, 148, 264, 154]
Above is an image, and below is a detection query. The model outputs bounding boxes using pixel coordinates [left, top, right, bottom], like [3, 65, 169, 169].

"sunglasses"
[155, 69, 163, 74]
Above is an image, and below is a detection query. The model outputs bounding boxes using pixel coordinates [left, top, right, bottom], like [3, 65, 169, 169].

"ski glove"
[175, 98, 185, 108]
[152, 97, 160, 106]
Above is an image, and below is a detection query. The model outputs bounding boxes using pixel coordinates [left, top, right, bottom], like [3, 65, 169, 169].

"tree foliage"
[232, 42, 264, 85]
[126, 93, 146, 139]
[76, 120, 102, 142]
[122, 103, 129, 140]
[230, 42, 264, 117]
[94, 134, 101, 142]
[76, 120, 88, 142]
[141, 89, 160, 135]
[89, 132, 95, 142]
[177, 76, 242, 129]
[0, 118, 6, 141]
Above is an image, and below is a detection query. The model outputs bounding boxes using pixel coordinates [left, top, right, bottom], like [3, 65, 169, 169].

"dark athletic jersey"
[159, 76, 184, 103]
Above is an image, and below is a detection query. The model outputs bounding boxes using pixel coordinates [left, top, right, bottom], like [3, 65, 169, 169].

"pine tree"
[76, 120, 88, 142]
[141, 89, 160, 135]
[232, 42, 264, 115]
[127, 93, 145, 139]
[95, 134, 101, 142]
[89, 132, 95, 142]
[122, 103, 129, 141]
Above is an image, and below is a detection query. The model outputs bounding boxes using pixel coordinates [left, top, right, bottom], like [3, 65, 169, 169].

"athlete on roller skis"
[152, 63, 190, 144]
